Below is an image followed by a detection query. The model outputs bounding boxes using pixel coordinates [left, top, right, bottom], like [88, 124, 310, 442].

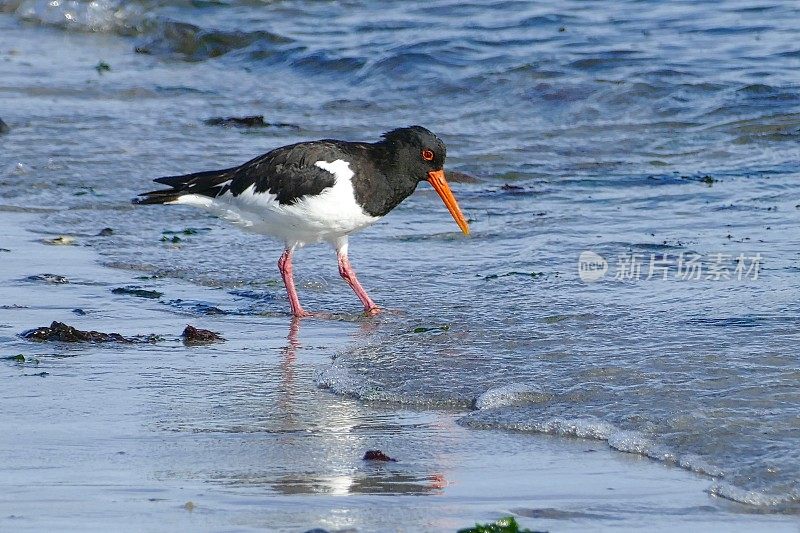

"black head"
[378, 125, 469, 235]
[380, 125, 446, 181]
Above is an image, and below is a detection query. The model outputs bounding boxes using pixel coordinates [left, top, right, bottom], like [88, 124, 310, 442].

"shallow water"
[11, 212, 797, 533]
[1, 0, 800, 520]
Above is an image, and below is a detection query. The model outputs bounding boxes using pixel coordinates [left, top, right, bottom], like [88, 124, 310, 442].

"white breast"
[169, 159, 380, 247]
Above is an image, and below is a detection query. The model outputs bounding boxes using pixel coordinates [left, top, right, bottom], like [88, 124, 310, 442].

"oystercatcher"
[134, 126, 469, 317]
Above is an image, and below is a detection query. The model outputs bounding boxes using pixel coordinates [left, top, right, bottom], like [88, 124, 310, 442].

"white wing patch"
[167, 159, 380, 247]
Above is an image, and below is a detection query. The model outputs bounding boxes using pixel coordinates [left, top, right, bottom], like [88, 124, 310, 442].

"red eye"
[421, 149, 434, 161]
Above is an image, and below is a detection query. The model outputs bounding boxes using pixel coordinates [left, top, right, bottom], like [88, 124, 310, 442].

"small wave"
[316, 364, 472, 408]
[315, 365, 375, 400]
[137, 21, 292, 62]
[7, 0, 293, 62]
[359, 51, 455, 80]
[12, 0, 145, 34]
[461, 412, 618, 440]
[680, 454, 725, 478]
[709, 482, 799, 510]
[474, 383, 552, 410]
[459, 410, 800, 508]
[608, 432, 723, 477]
[459, 412, 728, 488]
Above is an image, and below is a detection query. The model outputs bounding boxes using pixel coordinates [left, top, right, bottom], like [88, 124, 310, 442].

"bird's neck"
[352, 141, 420, 217]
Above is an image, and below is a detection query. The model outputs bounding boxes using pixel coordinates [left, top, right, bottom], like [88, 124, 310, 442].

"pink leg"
[278, 248, 310, 318]
[337, 253, 380, 315]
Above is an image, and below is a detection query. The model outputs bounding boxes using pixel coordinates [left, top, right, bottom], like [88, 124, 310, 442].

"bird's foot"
[292, 309, 313, 319]
[364, 306, 381, 316]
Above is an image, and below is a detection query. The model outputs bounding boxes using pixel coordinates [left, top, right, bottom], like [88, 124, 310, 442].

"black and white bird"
[134, 126, 469, 317]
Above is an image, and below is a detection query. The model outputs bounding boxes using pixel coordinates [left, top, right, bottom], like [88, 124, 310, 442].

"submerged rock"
[22, 321, 132, 343]
[446, 170, 481, 184]
[203, 115, 300, 129]
[167, 299, 226, 316]
[42, 236, 75, 245]
[26, 273, 69, 284]
[112, 286, 163, 299]
[181, 325, 224, 345]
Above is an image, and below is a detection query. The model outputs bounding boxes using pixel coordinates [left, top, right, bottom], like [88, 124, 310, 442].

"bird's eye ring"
[421, 149, 434, 161]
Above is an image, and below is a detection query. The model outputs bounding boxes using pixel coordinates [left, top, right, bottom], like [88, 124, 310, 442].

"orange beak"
[427, 169, 470, 235]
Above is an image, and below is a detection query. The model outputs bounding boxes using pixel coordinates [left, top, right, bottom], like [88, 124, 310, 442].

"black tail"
[133, 167, 236, 205]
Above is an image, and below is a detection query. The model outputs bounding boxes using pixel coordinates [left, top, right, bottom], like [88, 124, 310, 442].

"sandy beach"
[1, 210, 796, 532]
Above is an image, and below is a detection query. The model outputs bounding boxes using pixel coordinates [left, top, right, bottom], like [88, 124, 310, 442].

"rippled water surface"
[2, 0, 800, 518]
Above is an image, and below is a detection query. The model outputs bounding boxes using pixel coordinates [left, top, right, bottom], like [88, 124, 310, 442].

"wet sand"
[1, 210, 797, 532]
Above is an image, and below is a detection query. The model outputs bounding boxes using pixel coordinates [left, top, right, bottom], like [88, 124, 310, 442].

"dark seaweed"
[22, 321, 132, 343]
[181, 325, 225, 345]
[362, 450, 397, 462]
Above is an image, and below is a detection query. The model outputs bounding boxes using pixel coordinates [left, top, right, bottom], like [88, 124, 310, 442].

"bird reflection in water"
[267, 316, 449, 496]
[276, 317, 301, 418]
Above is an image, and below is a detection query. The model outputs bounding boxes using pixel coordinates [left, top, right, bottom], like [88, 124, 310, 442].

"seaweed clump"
[362, 450, 397, 462]
[22, 321, 132, 343]
[181, 325, 225, 345]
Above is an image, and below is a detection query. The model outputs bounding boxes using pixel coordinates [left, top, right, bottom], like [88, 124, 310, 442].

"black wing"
[134, 141, 348, 206]
[228, 141, 343, 204]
